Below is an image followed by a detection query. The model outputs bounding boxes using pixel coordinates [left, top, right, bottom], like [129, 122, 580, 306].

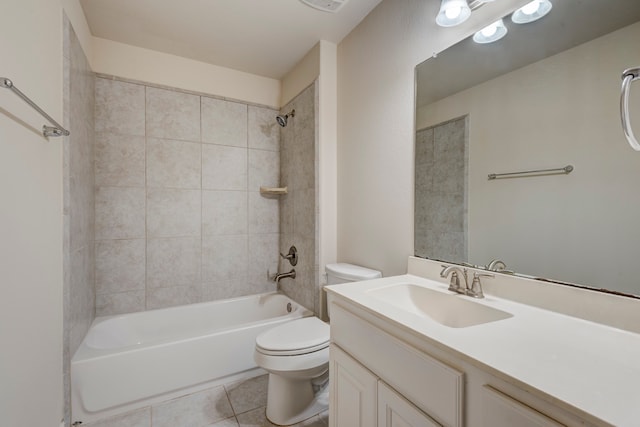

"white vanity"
[325, 257, 640, 427]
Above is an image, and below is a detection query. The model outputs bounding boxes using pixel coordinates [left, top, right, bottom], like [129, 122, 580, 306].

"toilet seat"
[256, 317, 329, 356]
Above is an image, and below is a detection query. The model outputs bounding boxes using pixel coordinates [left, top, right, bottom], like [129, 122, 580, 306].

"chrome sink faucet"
[440, 265, 494, 299]
[440, 265, 468, 294]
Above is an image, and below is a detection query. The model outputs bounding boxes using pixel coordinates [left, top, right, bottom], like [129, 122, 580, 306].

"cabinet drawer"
[331, 304, 463, 427]
[482, 385, 565, 427]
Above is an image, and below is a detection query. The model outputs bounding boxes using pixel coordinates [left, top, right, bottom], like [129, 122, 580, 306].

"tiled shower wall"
[63, 17, 96, 427]
[94, 77, 282, 316]
[414, 116, 468, 263]
[278, 83, 319, 314]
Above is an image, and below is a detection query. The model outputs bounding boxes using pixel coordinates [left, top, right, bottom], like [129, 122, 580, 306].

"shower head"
[276, 109, 295, 127]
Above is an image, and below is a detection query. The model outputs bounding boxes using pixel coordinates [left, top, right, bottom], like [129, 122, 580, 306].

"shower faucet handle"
[280, 246, 298, 266]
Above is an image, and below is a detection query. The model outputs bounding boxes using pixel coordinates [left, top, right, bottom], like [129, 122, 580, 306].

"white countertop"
[326, 273, 640, 426]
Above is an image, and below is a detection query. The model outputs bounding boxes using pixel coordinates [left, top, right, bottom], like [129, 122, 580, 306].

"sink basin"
[368, 283, 513, 328]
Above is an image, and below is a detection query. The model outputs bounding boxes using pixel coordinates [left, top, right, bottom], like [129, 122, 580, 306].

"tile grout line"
[200, 94, 204, 303]
[144, 84, 149, 312]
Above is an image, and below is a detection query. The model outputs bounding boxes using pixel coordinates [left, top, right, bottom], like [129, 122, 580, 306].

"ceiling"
[80, 0, 383, 80]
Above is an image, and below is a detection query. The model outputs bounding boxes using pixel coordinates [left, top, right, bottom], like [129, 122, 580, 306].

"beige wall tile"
[147, 188, 201, 237]
[69, 173, 95, 251]
[293, 189, 315, 239]
[202, 191, 247, 236]
[147, 137, 201, 189]
[146, 284, 202, 310]
[202, 280, 262, 301]
[248, 106, 280, 151]
[95, 187, 145, 240]
[152, 386, 233, 427]
[95, 132, 145, 187]
[96, 290, 145, 316]
[248, 149, 280, 190]
[279, 194, 293, 235]
[202, 144, 247, 190]
[201, 97, 248, 147]
[69, 244, 95, 355]
[248, 193, 279, 234]
[146, 87, 200, 141]
[248, 234, 279, 287]
[147, 237, 201, 288]
[95, 78, 145, 136]
[202, 235, 248, 283]
[95, 239, 145, 294]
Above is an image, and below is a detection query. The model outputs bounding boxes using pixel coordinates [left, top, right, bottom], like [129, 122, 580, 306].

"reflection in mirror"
[415, 0, 640, 296]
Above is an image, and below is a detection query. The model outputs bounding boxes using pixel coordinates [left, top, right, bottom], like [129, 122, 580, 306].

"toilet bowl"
[254, 316, 330, 426]
[254, 263, 382, 425]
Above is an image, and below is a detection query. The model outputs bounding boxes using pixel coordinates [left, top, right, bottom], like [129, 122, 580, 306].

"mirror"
[415, 0, 640, 296]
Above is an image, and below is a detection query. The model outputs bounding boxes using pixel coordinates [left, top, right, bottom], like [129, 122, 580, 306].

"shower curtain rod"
[1, 77, 70, 137]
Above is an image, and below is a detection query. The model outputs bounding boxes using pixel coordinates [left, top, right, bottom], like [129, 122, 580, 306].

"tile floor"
[82, 374, 329, 427]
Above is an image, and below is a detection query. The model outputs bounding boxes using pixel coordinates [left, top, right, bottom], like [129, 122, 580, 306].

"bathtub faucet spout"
[272, 269, 296, 284]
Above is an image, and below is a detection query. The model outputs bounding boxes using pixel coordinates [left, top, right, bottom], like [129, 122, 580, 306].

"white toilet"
[254, 263, 382, 426]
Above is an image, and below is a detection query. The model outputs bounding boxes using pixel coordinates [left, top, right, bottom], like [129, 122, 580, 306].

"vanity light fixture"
[511, 0, 552, 24]
[473, 19, 508, 44]
[436, 0, 471, 27]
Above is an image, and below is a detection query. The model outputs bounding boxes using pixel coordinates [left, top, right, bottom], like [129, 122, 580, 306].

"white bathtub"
[71, 292, 312, 424]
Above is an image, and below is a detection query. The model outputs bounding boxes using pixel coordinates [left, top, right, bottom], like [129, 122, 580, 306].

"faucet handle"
[280, 246, 298, 266]
[468, 272, 494, 299]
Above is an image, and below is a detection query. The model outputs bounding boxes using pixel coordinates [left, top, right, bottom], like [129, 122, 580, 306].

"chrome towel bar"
[488, 165, 573, 180]
[1, 77, 70, 137]
[621, 67, 640, 151]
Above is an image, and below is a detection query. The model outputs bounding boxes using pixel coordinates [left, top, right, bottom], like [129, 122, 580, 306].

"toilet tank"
[323, 263, 382, 321]
[325, 263, 382, 285]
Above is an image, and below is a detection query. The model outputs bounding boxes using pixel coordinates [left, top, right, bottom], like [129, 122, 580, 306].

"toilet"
[254, 263, 382, 426]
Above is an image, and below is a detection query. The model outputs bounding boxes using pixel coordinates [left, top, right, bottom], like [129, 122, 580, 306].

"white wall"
[281, 42, 321, 107]
[0, 1, 65, 425]
[317, 41, 338, 287]
[416, 22, 640, 293]
[336, 0, 528, 276]
[92, 37, 281, 108]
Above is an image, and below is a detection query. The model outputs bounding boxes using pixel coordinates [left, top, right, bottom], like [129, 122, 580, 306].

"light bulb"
[436, 0, 471, 27]
[521, 0, 540, 15]
[473, 19, 507, 44]
[481, 23, 498, 37]
[445, 5, 462, 19]
[512, 0, 552, 24]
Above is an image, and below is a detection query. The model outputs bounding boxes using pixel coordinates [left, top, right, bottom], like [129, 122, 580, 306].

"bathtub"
[71, 292, 312, 424]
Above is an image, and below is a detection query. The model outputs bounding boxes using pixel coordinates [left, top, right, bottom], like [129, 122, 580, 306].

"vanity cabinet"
[330, 344, 440, 427]
[329, 300, 596, 427]
[378, 381, 441, 427]
[330, 344, 377, 426]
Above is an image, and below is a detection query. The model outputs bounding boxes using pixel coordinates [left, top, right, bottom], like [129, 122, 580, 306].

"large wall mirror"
[415, 0, 640, 296]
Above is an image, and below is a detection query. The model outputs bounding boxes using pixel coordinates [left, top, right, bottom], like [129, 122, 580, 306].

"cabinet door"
[330, 344, 378, 427]
[378, 381, 441, 427]
[482, 386, 565, 427]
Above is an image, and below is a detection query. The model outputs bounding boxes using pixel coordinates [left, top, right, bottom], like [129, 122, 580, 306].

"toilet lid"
[256, 317, 329, 354]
